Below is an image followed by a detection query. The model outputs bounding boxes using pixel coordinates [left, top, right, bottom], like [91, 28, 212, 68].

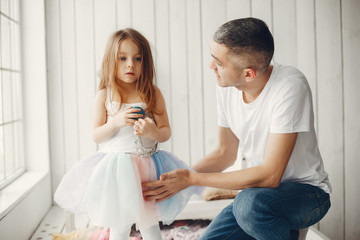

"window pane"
[10, 20, 21, 71]
[13, 121, 23, 169]
[9, 0, 19, 21]
[0, 0, 10, 16]
[2, 70, 12, 123]
[1, 15, 11, 69]
[4, 123, 14, 175]
[12, 72, 21, 120]
[0, 126, 4, 182]
[0, 70, 2, 122]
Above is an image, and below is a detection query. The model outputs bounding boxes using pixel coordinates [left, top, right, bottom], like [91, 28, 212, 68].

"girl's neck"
[112, 82, 141, 103]
[117, 80, 136, 91]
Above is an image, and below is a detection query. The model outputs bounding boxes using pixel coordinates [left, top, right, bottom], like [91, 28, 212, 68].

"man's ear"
[244, 68, 256, 82]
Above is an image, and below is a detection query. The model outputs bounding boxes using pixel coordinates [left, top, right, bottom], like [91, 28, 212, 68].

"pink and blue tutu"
[55, 149, 199, 231]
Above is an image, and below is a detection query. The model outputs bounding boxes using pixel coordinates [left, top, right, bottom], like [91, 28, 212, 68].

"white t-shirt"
[216, 62, 331, 193]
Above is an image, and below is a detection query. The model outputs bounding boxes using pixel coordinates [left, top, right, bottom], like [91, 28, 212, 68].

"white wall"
[45, 0, 360, 239]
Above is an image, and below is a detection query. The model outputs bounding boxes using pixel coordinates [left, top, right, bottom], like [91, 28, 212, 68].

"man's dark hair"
[213, 17, 274, 73]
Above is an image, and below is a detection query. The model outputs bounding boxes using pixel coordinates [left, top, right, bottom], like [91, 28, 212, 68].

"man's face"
[209, 41, 245, 89]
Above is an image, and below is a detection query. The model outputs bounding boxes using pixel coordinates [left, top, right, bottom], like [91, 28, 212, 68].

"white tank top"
[99, 88, 157, 154]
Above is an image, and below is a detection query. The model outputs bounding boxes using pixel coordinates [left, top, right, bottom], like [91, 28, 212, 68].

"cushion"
[201, 187, 239, 201]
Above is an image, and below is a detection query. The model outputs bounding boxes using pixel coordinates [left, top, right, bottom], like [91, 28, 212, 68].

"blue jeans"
[200, 182, 330, 240]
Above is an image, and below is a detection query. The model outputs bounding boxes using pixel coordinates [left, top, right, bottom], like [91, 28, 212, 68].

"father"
[143, 17, 331, 239]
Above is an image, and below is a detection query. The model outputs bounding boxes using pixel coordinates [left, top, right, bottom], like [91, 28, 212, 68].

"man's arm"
[192, 127, 239, 173]
[190, 132, 298, 189]
[143, 131, 297, 201]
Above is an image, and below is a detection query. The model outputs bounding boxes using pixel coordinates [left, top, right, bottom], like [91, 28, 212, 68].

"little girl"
[54, 28, 198, 240]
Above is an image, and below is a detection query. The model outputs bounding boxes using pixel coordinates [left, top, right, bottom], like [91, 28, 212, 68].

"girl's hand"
[110, 106, 144, 129]
[133, 117, 158, 139]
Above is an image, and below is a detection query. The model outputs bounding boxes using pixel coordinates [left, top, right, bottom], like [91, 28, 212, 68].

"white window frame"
[0, 1, 51, 239]
[0, 0, 25, 190]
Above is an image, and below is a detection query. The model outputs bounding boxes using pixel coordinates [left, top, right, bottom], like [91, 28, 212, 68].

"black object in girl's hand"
[131, 106, 145, 120]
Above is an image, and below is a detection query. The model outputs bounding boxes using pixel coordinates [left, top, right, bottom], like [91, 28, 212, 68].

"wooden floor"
[29, 206, 88, 240]
[29, 206, 330, 240]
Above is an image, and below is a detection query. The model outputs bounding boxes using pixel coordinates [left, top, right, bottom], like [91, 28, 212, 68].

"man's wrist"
[188, 171, 199, 187]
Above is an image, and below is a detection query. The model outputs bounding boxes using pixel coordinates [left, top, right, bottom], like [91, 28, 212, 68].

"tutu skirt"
[54, 150, 198, 230]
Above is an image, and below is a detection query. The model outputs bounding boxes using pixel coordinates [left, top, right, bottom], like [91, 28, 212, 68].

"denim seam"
[264, 182, 327, 206]
[300, 197, 330, 228]
[265, 193, 329, 227]
[269, 193, 319, 206]
[263, 193, 319, 220]
[223, 227, 242, 240]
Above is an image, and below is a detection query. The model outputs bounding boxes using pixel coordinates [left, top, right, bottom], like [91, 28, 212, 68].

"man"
[143, 17, 331, 239]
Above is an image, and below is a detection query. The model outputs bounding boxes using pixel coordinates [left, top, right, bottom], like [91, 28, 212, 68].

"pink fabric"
[90, 228, 110, 240]
[130, 154, 159, 229]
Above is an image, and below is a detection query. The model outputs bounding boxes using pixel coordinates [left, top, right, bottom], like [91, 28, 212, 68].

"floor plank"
[30, 206, 65, 240]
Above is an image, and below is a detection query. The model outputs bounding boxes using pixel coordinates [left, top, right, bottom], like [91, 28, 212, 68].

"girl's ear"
[244, 68, 256, 82]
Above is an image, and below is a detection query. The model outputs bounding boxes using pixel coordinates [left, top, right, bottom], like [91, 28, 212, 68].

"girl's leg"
[109, 226, 131, 240]
[140, 224, 162, 240]
[233, 182, 331, 240]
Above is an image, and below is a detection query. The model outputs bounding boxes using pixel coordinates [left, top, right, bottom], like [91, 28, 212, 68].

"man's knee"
[233, 188, 272, 223]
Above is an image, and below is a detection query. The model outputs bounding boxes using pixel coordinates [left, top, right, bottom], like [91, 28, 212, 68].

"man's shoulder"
[275, 64, 306, 80]
[266, 65, 311, 104]
[272, 64, 308, 89]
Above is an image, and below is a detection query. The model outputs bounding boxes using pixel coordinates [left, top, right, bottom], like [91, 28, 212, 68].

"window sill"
[0, 171, 48, 220]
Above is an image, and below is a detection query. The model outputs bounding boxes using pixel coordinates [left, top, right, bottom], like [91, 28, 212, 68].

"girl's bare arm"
[134, 87, 171, 142]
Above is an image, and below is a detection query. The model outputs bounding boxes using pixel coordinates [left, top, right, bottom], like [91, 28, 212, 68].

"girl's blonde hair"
[98, 28, 156, 112]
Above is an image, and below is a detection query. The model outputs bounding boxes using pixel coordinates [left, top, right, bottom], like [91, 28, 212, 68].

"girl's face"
[116, 39, 142, 84]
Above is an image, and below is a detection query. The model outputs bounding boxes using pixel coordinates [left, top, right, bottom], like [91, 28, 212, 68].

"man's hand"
[142, 168, 192, 202]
